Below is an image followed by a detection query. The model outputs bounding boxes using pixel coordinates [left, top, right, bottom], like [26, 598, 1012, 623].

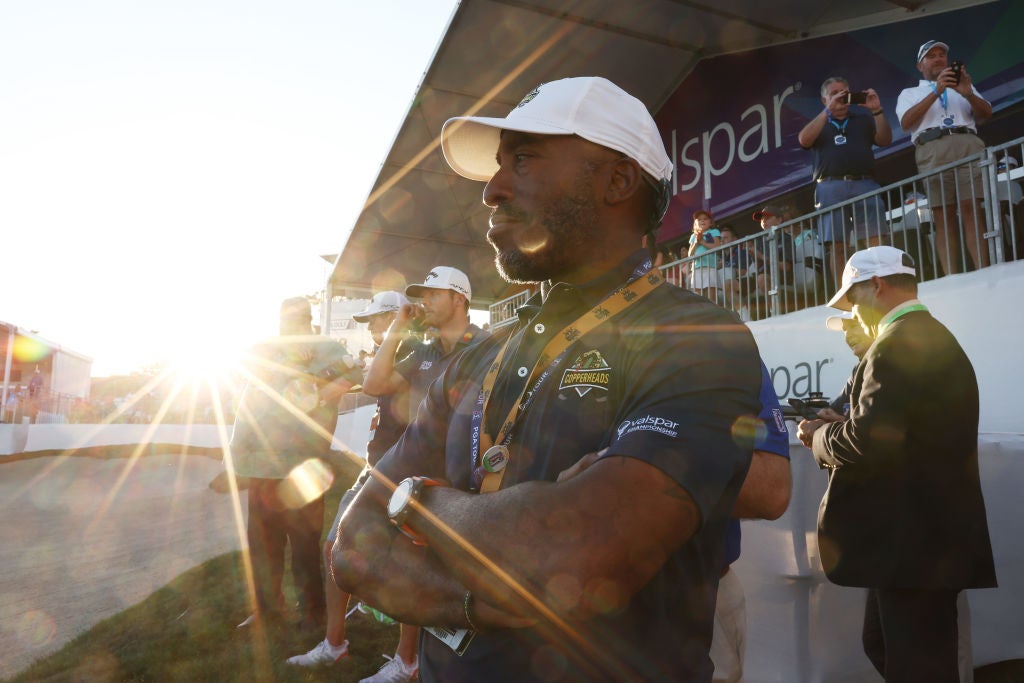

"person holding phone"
[799, 76, 892, 292]
[896, 40, 993, 276]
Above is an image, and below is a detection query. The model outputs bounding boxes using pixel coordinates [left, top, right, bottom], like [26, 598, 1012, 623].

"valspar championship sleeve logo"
[617, 415, 680, 439]
[559, 349, 611, 397]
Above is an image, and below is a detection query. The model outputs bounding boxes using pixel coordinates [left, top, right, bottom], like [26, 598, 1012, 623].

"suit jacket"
[812, 309, 996, 589]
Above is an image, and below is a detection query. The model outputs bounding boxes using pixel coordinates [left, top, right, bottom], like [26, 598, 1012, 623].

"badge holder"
[426, 626, 475, 655]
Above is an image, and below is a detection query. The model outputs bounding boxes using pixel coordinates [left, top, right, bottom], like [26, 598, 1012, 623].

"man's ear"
[604, 156, 644, 207]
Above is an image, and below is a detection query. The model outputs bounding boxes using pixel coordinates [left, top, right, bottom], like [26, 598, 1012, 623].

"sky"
[1, 0, 459, 377]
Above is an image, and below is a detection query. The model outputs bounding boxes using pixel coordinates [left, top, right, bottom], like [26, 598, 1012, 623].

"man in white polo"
[896, 39, 992, 275]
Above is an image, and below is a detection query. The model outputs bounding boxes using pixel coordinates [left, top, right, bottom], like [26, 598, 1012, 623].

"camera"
[846, 91, 868, 105]
[785, 392, 832, 420]
[950, 60, 964, 85]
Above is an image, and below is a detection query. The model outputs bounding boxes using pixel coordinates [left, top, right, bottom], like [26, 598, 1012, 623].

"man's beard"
[491, 171, 601, 284]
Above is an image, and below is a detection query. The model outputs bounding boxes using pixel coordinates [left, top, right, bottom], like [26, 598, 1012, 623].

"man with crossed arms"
[332, 76, 762, 682]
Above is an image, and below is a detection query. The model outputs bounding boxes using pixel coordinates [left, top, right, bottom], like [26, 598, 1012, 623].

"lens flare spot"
[278, 458, 334, 509]
[585, 577, 627, 616]
[16, 610, 57, 649]
[12, 336, 51, 363]
[731, 414, 764, 450]
[517, 233, 549, 254]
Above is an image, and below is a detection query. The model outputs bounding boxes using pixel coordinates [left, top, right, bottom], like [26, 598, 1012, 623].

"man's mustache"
[490, 203, 529, 222]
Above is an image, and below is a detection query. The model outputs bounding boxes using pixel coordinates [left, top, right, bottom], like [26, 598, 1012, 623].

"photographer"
[799, 76, 892, 291]
[896, 40, 992, 275]
[687, 209, 722, 302]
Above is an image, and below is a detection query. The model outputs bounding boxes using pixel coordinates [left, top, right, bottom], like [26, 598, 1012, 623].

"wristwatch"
[387, 476, 444, 546]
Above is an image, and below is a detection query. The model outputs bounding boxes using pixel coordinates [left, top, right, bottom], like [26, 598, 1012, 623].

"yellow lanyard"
[476, 267, 665, 493]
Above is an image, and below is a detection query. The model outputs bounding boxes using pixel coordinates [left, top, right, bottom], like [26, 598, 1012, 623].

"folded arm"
[400, 454, 698, 625]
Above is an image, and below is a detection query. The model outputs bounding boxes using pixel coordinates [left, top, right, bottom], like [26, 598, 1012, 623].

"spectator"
[362, 266, 487, 424]
[356, 272, 487, 683]
[229, 297, 359, 633]
[749, 205, 824, 309]
[798, 246, 996, 682]
[798, 76, 892, 289]
[28, 369, 43, 398]
[817, 311, 873, 421]
[718, 225, 749, 311]
[334, 75, 762, 682]
[711, 362, 791, 683]
[287, 291, 422, 674]
[687, 209, 722, 302]
[896, 40, 993, 275]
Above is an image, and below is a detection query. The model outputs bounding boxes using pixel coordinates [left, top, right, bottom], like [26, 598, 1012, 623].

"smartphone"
[950, 60, 964, 84]
[847, 91, 868, 105]
[788, 398, 823, 420]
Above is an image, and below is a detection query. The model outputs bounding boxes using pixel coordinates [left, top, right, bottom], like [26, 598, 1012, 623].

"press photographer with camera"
[798, 76, 892, 291]
[896, 39, 992, 276]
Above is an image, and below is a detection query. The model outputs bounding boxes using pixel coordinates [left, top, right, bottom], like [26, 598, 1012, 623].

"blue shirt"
[723, 361, 791, 567]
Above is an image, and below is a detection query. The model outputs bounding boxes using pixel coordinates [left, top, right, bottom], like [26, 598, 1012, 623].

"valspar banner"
[655, 0, 1024, 242]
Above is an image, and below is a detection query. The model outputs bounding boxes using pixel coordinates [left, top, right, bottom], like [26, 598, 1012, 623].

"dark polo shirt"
[809, 108, 878, 180]
[376, 251, 761, 683]
[395, 323, 488, 423]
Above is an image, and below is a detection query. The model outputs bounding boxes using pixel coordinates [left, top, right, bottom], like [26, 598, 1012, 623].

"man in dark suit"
[797, 246, 996, 683]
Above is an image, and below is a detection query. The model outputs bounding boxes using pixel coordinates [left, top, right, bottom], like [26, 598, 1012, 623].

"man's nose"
[483, 165, 513, 208]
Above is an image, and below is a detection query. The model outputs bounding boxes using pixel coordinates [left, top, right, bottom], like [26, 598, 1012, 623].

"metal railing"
[488, 289, 533, 329]
[486, 135, 1024, 324]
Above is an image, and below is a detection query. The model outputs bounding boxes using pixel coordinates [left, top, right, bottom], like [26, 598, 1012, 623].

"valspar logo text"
[671, 82, 801, 200]
[617, 415, 680, 440]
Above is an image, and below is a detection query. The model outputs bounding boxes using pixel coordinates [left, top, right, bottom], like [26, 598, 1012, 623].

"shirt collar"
[878, 298, 925, 330]
[541, 249, 650, 306]
[517, 250, 653, 323]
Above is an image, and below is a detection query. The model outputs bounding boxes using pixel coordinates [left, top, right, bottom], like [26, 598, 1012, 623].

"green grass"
[5, 455, 403, 683]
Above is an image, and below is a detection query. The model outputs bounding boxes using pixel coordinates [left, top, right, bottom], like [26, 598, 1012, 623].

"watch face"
[388, 478, 416, 519]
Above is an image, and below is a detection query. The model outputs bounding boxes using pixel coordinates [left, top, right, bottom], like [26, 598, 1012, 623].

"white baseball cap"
[406, 266, 472, 301]
[827, 246, 918, 311]
[825, 311, 855, 331]
[352, 291, 409, 322]
[440, 76, 673, 184]
[917, 40, 949, 63]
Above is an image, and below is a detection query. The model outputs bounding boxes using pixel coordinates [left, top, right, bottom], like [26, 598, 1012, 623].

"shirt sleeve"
[374, 355, 454, 483]
[602, 310, 761, 526]
[756, 361, 790, 459]
[394, 345, 420, 382]
[895, 87, 919, 124]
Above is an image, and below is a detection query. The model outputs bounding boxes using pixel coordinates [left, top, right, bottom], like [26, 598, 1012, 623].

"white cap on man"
[352, 291, 409, 322]
[827, 246, 918, 311]
[406, 266, 472, 301]
[825, 311, 856, 331]
[440, 76, 673, 185]
[916, 40, 949, 63]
